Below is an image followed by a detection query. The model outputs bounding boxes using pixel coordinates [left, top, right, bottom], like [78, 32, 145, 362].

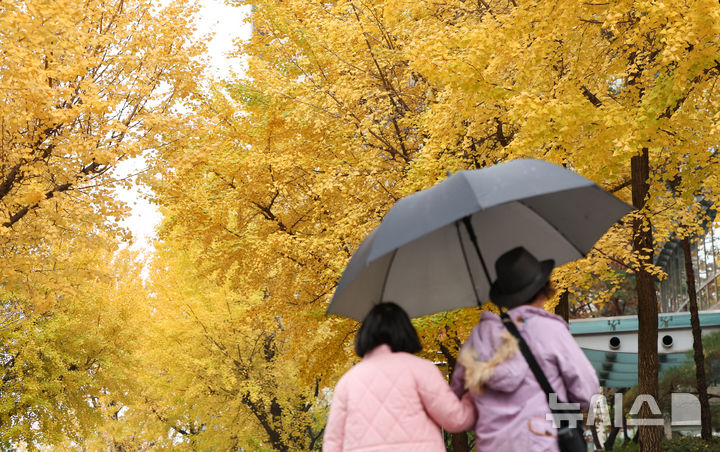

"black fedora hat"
[489, 247, 554, 309]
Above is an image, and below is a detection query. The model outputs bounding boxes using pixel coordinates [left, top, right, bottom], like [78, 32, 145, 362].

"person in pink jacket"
[451, 247, 600, 452]
[323, 302, 477, 452]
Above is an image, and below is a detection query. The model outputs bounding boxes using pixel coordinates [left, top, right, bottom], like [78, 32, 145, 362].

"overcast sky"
[115, 0, 252, 254]
[195, 0, 253, 77]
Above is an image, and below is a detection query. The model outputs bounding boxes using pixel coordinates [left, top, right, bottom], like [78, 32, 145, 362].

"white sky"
[195, 0, 252, 77]
[116, 0, 252, 254]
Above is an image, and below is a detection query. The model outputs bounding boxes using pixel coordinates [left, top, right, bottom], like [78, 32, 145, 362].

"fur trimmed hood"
[457, 329, 519, 395]
[451, 309, 535, 396]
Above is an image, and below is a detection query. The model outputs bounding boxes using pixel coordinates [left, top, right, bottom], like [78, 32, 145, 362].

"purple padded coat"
[451, 306, 599, 452]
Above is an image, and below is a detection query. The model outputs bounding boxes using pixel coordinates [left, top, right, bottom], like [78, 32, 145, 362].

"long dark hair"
[354, 302, 422, 357]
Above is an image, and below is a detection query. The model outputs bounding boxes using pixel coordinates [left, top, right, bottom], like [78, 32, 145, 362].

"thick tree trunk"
[630, 149, 662, 452]
[681, 237, 713, 442]
[554, 290, 569, 322]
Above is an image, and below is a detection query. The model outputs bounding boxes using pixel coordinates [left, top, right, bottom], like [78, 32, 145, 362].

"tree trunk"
[450, 432, 470, 452]
[605, 389, 622, 450]
[681, 237, 713, 442]
[623, 412, 629, 444]
[554, 290, 569, 322]
[630, 148, 662, 452]
[591, 424, 603, 450]
[605, 426, 621, 451]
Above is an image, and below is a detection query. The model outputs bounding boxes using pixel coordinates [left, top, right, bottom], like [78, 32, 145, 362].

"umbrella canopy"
[327, 159, 633, 320]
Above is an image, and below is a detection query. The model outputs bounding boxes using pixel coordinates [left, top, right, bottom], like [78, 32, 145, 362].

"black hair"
[527, 281, 555, 305]
[354, 302, 422, 357]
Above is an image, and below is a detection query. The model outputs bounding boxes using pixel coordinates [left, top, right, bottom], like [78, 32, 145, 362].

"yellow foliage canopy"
[0, 0, 204, 310]
[6, 0, 720, 449]
[0, 0, 205, 447]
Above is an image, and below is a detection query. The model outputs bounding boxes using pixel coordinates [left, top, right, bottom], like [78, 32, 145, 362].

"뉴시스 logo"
[546, 392, 701, 427]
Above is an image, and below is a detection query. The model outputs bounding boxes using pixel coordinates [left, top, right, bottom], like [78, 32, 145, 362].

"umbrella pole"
[455, 221, 482, 306]
[461, 216, 492, 283]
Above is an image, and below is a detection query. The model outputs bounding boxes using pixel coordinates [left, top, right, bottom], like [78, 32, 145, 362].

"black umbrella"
[327, 159, 633, 320]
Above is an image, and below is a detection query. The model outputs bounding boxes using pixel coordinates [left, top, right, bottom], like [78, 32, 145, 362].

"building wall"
[658, 224, 720, 312]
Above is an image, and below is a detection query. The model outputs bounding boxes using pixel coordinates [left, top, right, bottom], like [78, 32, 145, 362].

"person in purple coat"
[451, 247, 599, 452]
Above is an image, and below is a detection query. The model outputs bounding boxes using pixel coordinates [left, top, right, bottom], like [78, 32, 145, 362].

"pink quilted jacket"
[323, 344, 476, 452]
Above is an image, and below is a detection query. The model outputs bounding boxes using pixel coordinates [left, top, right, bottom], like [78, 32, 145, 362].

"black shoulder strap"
[500, 311, 565, 411]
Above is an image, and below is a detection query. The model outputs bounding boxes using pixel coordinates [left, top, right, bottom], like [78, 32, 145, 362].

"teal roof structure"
[570, 311, 720, 335]
[569, 311, 720, 388]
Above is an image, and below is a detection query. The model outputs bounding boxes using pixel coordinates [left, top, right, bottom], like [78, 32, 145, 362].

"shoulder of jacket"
[480, 310, 502, 323]
[335, 359, 369, 385]
[399, 351, 433, 366]
[472, 311, 503, 334]
[395, 353, 441, 379]
[518, 308, 568, 329]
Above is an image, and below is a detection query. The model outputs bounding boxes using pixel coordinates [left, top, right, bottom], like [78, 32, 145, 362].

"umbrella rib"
[379, 249, 398, 302]
[456, 220, 482, 306]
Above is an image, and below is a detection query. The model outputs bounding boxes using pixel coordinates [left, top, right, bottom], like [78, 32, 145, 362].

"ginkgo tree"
[0, 246, 160, 448]
[5, 0, 716, 449]
[0, 0, 204, 311]
[133, 237, 342, 451]
[148, 0, 484, 448]
[172, 1, 720, 451]
[0, 0, 206, 447]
